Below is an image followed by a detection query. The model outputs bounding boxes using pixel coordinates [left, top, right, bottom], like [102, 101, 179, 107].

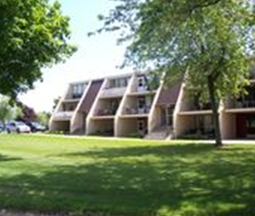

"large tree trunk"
[207, 75, 223, 147]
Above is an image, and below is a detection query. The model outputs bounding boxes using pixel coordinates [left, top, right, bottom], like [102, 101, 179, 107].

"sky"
[19, 0, 131, 112]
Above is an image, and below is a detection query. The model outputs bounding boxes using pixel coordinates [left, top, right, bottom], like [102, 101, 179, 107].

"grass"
[0, 134, 255, 216]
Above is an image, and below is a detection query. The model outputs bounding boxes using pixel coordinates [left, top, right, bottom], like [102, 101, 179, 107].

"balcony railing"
[100, 87, 126, 98]
[182, 101, 212, 111]
[96, 108, 118, 116]
[123, 106, 151, 115]
[136, 86, 149, 92]
[72, 93, 83, 99]
[53, 111, 73, 120]
[227, 100, 255, 109]
[64, 94, 83, 101]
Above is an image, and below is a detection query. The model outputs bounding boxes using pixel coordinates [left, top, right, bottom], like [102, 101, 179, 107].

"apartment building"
[49, 71, 255, 139]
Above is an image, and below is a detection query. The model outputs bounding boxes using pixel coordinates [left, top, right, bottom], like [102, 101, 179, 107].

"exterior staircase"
[145, 126, 173, 140]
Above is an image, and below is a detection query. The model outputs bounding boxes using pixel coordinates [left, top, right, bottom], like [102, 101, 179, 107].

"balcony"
[52, 111, 74, 121]
[93, 98, 121, 119]
[226, 85, 255, 110]
[122, 106, 151, 117]
[96, 108, 118, 116]
[181, 101, 212, 111]
[129, 89, 157, 97]
[71, 93, 83, 99]
[133, 73, 160, 93]
[100, 87, 126, 98]
[137, 85, 149, 92]
[193, 102, 211, 110]
[61, 102, 78, 112]
[178, 115, 214, 139]
[249, 67, 255, 81]
[179, 100, 212, 116]
[91, 108, 117, 120]
[180, 127, 215, 139]
[67, 83, 87, 99]
[226, 99, 255, 110]
[63, 92, 83, 101]
[63, 98, 80, 103]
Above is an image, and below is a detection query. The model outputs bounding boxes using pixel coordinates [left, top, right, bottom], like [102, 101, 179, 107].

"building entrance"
[236, 114, 255, 139]
[160, 105, 174, 128]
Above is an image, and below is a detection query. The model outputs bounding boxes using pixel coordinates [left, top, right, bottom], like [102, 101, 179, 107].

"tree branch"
[212, 48, 226, 80]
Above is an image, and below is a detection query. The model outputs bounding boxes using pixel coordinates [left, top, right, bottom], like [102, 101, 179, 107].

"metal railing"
[123, 106, 151, 115]
[53, 111, 73, 120]
[100, 87, 126, 97]
[96, 108, 118, 116]
[227, 100, 255, 109]
[181, 101, 212, 111]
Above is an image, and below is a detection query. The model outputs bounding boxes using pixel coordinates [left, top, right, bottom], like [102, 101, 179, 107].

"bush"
[126, 132, 144, 138]
[178, 133, 204, 140]
[44, 130, 64, 135]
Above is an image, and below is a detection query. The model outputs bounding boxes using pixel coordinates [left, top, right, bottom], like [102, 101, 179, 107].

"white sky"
[19, 0, 132, 112]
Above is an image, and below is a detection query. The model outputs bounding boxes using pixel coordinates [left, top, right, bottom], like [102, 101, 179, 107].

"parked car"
[6, 121, 31, 133]
[26, 121, 47, 132]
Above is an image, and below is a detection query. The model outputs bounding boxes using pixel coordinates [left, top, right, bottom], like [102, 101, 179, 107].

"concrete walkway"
[192, 140, 255, 144]
[20, 133, 255, 144]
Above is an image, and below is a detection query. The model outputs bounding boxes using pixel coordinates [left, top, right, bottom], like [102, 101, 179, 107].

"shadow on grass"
[0, 144, 255, 216]
[0, 154, 21, 163]
[60, 143, 214, 159]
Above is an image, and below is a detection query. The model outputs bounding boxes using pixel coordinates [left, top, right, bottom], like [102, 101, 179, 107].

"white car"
[6, 121, 31, 133]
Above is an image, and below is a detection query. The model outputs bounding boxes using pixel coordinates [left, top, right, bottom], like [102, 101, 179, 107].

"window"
[195, 115, 213, 135]
[137, 76, 147, 91]
[120, 78, 128, 87]
[138, 97, 146, 108]
[137, 120, 145, 132]
[109, 99, 120, 114]
[109, 77, 129, 88]
[138, 76, 145, 87]
[166, 106, 174, 126]
[145, 95, 153, 107]
[109, 80, 116, 88]
[72, 83, 86, 98]
[247, 115, 255, 134]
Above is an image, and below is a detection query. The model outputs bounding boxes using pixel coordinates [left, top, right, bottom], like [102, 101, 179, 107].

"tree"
[15, 101, 37, 122]
[0, 0, 76, 99]
[0, 96, 19, 128]
[52, 96, 61, 111]
[37, 111, 51, 126]
[97, 0, 255, 147]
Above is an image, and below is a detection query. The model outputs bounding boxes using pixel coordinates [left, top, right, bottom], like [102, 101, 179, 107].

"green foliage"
[43, 130, 64, 134]
[16, 101, 37, 122]
[98, 0, 255, 146]
[52, 96, 61, 111]
[0, 0, 76, 98]
[98, 0, 254, 99]
[126, 131, 144, 138]
[0, 135, 255, 215]
[0, 96, 19, 126]
[36, 111, 51, 126]
[145, 72, 160, 90]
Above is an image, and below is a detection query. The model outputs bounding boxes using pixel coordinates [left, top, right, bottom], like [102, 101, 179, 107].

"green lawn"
[0, 134, 255, 216]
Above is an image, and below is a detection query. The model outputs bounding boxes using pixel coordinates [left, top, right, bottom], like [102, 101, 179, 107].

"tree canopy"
[36, 111, 51, 126]
[98, 0, 255, 146]
[16, 101, 37, 122]
[0, 96, 20, 127]
[0, 0, 76, 99]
